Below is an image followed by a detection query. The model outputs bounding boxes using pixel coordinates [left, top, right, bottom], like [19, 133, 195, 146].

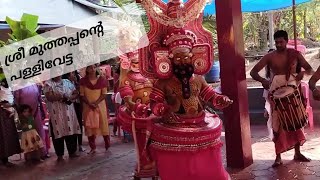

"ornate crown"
[163, 28, 197, 56]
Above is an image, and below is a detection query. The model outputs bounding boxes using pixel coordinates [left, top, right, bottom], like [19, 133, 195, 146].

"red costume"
[118, 51, 158, 179]
[135, 0, 231, 179]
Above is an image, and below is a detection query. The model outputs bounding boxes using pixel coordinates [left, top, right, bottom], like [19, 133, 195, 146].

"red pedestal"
[150, 114, 229, 180]
[215, 0, 253, 168]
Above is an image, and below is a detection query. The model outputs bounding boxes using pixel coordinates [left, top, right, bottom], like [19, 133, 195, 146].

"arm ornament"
[133, 103, 148, 117]
[200, 85, 226, 109]
[199, 86, 218, 102]
[149, 87, 165, 102]
[150, 87, 168, 116]
[118, 85, 134, 99]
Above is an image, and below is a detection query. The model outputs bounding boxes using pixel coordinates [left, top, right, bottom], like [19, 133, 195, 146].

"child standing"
[18, 104, 45, 162]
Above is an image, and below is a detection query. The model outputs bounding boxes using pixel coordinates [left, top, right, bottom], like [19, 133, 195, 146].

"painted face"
[172, 52, 192, 65]
[275, 37, 287, 52]
[130, 58, 140, 72]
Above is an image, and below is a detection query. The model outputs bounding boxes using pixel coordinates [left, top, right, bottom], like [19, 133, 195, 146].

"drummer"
[250, 30, 314, 167]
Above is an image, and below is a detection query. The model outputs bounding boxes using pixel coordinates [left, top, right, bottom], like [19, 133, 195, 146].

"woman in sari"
[80, 65, 110, 154]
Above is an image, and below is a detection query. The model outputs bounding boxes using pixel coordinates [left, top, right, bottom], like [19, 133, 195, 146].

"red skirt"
[274, 128, 306, 154]
[118, 106, 158, 178]
[150, 113, 229, 180]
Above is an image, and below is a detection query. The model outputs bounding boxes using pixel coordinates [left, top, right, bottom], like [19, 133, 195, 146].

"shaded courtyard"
[1, 125, 319, 180]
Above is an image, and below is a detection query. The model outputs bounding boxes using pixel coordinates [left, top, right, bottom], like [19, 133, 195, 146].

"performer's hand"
[223, 96, 233, 107]
[261, 79, 270, 90]
[295, 72, 304, 81]
[218, 96, 233, 109]
[312, 89, 320, 101]
[134, 103, 148, 117]
[152, 103, 170, 116]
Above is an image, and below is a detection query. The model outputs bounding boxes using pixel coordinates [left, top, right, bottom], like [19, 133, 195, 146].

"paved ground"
[228, 126, 320, 180]
[1, 124, 320, 180]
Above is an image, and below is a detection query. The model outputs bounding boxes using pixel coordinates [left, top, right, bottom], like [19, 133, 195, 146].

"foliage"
[202, 15, 217, 46]
[5, 13, 40, 44]
[0, 40, 5, 47]
[141, 15, 150, 32]
[0, 13, 41, 77]
[111, 0, 135, 7]
[112, 0, 320, 51]
[242, 0, 320, 50]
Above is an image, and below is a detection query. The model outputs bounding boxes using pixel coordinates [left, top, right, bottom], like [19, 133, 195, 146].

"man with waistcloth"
[250, 30, 313, 167]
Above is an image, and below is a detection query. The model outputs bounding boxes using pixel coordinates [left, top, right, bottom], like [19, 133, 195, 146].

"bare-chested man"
[250, 30, 313, 167]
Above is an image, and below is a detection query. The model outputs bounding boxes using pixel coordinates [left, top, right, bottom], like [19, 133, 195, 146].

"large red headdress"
[138, 0, 213, 79]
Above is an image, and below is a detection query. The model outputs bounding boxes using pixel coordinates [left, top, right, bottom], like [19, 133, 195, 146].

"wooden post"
[215, 0, 253, 168]
[293, 0, 298, 50]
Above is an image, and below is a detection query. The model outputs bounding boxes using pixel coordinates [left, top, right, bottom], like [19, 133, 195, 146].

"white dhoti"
[263, 89, 273, 140]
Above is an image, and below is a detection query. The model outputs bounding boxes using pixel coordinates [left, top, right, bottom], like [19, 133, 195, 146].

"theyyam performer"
[250, 30, 313, 167]
[148, 27, 232, 180]
[117, 23, 158, 180]
[136, 0, 233, 179]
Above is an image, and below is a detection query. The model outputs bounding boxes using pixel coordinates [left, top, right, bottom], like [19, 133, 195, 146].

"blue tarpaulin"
[163, 0, 311, 15]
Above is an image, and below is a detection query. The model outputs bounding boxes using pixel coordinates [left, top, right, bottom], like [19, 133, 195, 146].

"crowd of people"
[0, 63, 122, 166]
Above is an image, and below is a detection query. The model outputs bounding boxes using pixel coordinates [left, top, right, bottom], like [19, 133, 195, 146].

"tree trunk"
[258, 14, 268, 51]
[303, 8, 307, 38]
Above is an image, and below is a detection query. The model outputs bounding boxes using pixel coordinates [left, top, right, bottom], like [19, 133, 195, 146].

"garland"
[141, 0, 210, 28]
